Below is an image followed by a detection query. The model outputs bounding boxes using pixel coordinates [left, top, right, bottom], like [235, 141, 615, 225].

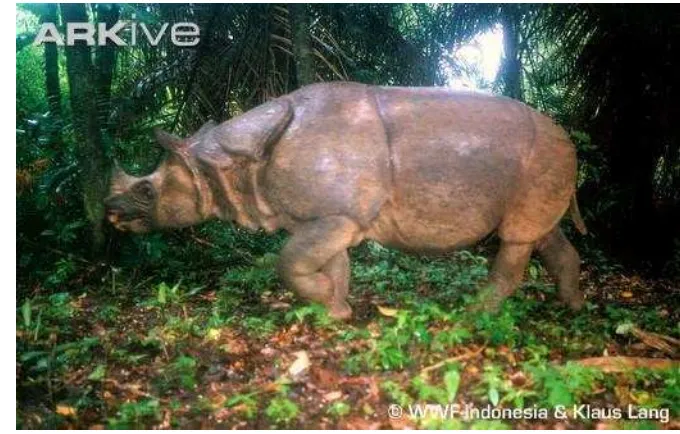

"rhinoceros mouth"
[107, 211, 153, 233]
[105, 195, 155, 233]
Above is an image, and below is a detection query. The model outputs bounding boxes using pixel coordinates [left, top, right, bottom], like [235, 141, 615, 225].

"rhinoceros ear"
[193, 120, 217, 138]
[210, 99, 293, 161]
[154, 128, 185, 152]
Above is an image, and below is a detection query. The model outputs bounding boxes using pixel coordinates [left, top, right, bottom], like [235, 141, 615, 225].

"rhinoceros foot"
[561, 294, 585, 311]
[467, 285, 507, 314]
[328, 300, 353, 321]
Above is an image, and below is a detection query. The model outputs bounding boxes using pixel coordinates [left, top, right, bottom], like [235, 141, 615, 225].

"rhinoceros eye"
[132, 180, 155, 202]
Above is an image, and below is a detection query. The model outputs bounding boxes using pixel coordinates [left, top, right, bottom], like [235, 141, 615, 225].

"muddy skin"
[105, 82, 587, 319]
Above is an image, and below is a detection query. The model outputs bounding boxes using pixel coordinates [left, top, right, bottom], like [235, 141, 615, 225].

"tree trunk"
[41, 4, 61, 118]
[500, 8, 523, 101]
[94, 4, 119, 133]
[288, 4, 314, 87]
[61, 3, 109, 255]
[38, 3, 63, 158]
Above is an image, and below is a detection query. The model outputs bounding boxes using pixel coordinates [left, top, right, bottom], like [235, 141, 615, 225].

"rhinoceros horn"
[110, 159, 140, 193]
[154, 128, 185, 152]
[193, 120, 217, 138]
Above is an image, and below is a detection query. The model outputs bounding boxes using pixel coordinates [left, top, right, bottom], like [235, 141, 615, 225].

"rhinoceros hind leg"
[474, 241, 533, 312]
[536, 227, 584, 310]
[278, 216, 359, 320]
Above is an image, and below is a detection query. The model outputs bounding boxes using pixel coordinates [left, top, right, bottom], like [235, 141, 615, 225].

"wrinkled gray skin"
[105, 82, 587, 320]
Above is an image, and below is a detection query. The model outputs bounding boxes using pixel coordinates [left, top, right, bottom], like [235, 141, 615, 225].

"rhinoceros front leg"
[322, 250, 350, 314]
[474, 241, 534, 312]
[278, 216, 359, 320]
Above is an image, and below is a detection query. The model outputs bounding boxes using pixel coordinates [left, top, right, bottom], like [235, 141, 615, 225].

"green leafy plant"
[225, 392, 259, 420]
[238, 315, 279, 339]
[151, 281, 202, 308]
[411, 376, 449, 405]
[474, 310, 520, 347]
[167, 355, 198, 390]
[265, 396, 300, 426]
[443, 368, 461, 402]
[526, 361, 603, 407]
[107, 399, 161, 429]
[285, 303, 334, 328]
[478, 363, 504, 406]
[381, 380, 413, 407]
[88, 364, 107, 381]
[326, 401, 351, 418]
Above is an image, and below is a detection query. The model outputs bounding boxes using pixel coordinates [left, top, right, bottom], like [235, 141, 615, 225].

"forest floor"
[16, 243, 680, 429]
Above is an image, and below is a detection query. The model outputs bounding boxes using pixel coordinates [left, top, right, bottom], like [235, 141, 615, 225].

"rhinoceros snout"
[104, 196, 141, 231]
[106, 208, 122, 225]
[104, 197, 123, 221]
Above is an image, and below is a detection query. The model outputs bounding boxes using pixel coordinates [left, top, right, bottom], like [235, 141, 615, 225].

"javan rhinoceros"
[105, 82, 587, 319]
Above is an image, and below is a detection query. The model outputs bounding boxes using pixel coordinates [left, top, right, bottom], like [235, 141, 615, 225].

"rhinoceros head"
[104, 127, 212, 233]
[105, 98, 294, 233]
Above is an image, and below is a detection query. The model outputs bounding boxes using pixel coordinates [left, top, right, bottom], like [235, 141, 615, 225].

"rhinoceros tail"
[569, 192, 588, 235]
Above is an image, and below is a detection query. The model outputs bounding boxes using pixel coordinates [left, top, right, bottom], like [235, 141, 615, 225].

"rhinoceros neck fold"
[174, 149, 213, 221]
[189, 151, 278, 232]
[219, 161, 278, 232]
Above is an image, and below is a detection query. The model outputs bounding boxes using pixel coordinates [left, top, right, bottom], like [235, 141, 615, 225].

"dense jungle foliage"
[16, 3, 680, 429]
